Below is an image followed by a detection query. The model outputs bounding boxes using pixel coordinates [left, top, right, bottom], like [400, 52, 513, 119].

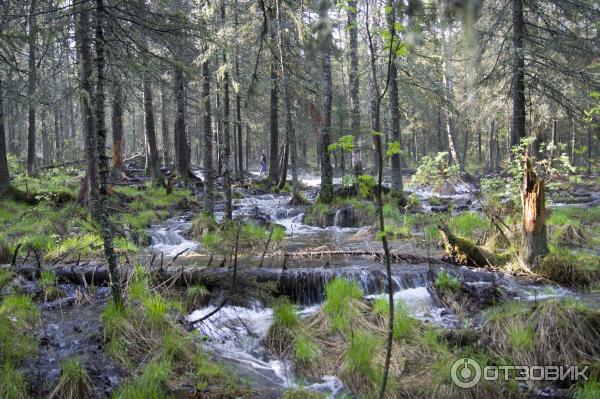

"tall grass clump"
[344, 332, 382, 391]
[322, 278, 363, 331]
[49, 357, 92, 399]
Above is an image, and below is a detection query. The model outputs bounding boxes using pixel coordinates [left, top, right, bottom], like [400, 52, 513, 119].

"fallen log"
[278, 250, 445, 265]
[7, 259, 456, 304]
[438, 224, 503, 268]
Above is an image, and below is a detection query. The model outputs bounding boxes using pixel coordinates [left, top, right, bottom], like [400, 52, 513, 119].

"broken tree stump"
[522, 158, 548, 267]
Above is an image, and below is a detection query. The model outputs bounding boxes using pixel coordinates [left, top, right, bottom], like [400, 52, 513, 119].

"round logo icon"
[450, 358, 481, 388]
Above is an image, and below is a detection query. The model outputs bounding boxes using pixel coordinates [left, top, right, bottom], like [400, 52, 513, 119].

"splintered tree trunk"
[202, 59, 215, 215]
[347, 0, 361, 176]
[0, 77, 9, 195]
[522, 158, 548, 267]
[318, 0, 334, 204]
[111, 86, 125, 178]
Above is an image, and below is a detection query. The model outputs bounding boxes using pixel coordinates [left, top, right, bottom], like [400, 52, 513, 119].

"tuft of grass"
[435, 271, 461, 293]
[273, 301, 298, 329]
[0, 363, 28, 399]
[49, 357, 92, 399]
[372, 298, 417, 340]
[344, 332, 381, 387]
[323, 278, 363, 331]
[0, 294, 39, 328]
[574, 378, 600, 399]
[190, 213, 218, 238]
[0, 268, 14, 288]
[294, 335, 318, 364]
[446, 212, 490, 240]
[507, 325, 534, 350]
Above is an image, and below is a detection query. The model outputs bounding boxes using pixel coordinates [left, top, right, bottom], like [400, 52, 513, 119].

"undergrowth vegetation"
[102, 265, 250, 397]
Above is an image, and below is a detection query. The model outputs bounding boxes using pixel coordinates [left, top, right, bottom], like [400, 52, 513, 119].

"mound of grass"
[574, 378, 600, 399]
[304, 198, 376, 228]
[446, 212, 490, 241]
[483, 299, 600, 374]
[190, 213, 218, 239]
[536, 249, 600, 288]
[49, 357, 92, 399]
[344, 332, 382, 389]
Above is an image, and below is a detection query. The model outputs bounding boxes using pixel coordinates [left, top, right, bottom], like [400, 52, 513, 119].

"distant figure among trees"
[259, 153, 267, 175]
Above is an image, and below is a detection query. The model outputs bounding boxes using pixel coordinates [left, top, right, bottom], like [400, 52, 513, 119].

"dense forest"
[0, 0, 599, 397]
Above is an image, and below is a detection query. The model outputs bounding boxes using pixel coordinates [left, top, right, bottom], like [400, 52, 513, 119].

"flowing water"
[145, 172, 593, 397]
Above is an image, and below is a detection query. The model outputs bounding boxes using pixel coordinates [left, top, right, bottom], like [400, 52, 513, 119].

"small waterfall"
[333, 209, 341, 227]
[147, 217, 198, 256]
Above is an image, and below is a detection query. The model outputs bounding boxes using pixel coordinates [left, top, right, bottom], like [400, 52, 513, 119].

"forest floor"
[1, 159, 600, 398]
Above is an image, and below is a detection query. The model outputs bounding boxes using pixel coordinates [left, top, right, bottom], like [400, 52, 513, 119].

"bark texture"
[522, 158, 548, 267]
[318, 0, 334, 204]
[510, 0, 526, 148]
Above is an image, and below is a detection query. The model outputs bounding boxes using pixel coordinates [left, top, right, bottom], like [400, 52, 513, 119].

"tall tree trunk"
[54, 107, 62, 162]
[27, 0, 37, 177]
[173, 67, 191, 183]
[275, 0, 299, 198]
[268, 21, 280, 182]
[387, 0, 404, 199]
[587, 127, 593, 176]
[522, 158, 548, 267]
[220, 3, 232, 220]
[348, 0, 362, 176]
[143, 78, 162, 185]
[0, 76, 9, 195]
[160, 83, 171, 169]
[439, 17, 462, 170]
[318, 0, 334, 204]
[235, 0, 244, 180]
[41, 109, 52, 165]
[510, 0, 526, 149]
[77, 0, 100, 213]
[245, 123, 250, 171]
[95, 0, 123, 306]
[111, 86, 125, 178]
[486, 117, 494, 172]
[202, 59, 215, 215]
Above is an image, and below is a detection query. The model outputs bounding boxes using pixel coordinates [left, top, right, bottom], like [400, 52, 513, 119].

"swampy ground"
[1, 159, 600, 399]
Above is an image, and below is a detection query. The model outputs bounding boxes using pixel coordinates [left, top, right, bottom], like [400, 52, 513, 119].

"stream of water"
[145, 173, 592, 397]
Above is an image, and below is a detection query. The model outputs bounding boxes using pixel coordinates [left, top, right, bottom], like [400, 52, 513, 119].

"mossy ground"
[0, 170, 197, 264]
